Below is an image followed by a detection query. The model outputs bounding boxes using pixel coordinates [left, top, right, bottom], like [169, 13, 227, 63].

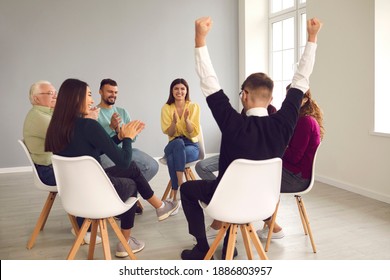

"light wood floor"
[1, 162, 390, 260]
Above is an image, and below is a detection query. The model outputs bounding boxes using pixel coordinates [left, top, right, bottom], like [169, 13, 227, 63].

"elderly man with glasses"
[23, 80, 58, 186]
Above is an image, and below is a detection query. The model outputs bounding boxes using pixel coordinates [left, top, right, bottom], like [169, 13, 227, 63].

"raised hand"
[195, 16, 213, 47]
[307, 18, 322, 43]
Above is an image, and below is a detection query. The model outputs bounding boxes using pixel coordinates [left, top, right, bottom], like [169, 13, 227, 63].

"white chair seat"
[265, 142, 321, 253]
[200, 158, 282, 260]
[52, 155, 139, 260]
[18, 139, 78, 249]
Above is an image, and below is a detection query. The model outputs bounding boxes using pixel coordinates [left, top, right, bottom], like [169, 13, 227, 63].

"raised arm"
[194, 16, 221, 97]
[291, 18, 322, 93]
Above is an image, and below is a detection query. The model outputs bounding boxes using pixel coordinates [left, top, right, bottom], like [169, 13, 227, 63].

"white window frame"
[269, 0, 306, 109]
[373, 0, 390, 136]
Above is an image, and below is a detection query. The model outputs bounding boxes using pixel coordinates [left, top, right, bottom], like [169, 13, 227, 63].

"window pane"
[282, 49, 295, 80]
[272, 21, 282, 51]
[300, 0, 306, 4]
[272, 81, 284, 110]
[283, 17, 294, 49]
[272, 51, 283, 80]
[271, 0, 282, 14]
[300, 13, 307, 47]
[283, 0, 294, 10]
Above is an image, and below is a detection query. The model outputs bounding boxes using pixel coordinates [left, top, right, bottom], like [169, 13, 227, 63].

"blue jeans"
[100, 148, 159, 182]
[35, 164, 56, 186]
[164, 137, 199, 190]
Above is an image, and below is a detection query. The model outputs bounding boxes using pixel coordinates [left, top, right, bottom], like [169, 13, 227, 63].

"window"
[374, 0, 390, 135]
[269, 0, 306, 109]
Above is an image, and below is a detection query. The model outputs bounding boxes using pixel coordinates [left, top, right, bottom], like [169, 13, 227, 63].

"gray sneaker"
[156, 200, 179, 221]
[115, 236, 145, 258]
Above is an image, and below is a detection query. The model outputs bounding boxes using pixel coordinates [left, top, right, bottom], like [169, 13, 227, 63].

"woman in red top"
[258, 87, 324, 239]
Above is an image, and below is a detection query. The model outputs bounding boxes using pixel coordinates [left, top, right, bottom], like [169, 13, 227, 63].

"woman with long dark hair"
[45, 78, 178, 258]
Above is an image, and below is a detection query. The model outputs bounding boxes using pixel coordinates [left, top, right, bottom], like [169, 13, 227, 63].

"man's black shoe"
[135, 205, 143, 215]
[221, 247, 238, 260]
[181, 245, 213, 260]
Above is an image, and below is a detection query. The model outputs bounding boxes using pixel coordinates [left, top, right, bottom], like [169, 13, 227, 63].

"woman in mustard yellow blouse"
[161, 78, 200, 202]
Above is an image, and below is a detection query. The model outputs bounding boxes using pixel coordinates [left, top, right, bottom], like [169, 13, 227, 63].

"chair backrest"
[297, 142, 321, 195]
[196, 125, 206, 161]
[18, 139, 57, 192]
[51, 155, 138, 219]
[203, 158, 282, 224]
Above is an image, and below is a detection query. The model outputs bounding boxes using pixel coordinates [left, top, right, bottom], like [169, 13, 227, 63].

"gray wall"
[308, 0, 390, 203]
[0, 0, 238, 169]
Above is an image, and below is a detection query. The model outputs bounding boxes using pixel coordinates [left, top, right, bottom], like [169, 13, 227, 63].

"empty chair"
[199, 158, 282, 260]
[160, 126, 205, 200]
[51, 155, 139, 260]
[265, 143, 321, 253]
[18, 139, 78, 249]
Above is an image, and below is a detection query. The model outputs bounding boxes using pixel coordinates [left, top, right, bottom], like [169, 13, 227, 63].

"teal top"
[97, 106, 131, 137]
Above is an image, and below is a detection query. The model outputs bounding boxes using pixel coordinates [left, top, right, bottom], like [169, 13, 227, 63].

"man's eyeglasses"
[38, 91, 57, 96]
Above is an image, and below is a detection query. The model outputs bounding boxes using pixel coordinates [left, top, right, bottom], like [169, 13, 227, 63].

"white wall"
[0, 0, 238, 169]
[307, 0, 390, 203]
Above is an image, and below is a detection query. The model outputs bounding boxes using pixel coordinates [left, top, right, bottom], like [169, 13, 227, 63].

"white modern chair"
[159, 126, 205, 200]
[51, 155, 139, 260]
[18, 139, 78, 249]
[265, 143, 321, 253]
[199, 158, 282, 260]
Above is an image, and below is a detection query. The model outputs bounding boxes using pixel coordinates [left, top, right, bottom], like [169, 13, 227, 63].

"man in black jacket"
[180, 16, 322, 260]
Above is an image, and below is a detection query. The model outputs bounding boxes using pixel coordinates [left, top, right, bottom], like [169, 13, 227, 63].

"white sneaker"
[170, 200, 181, 216]
[71, 228, 102, 244]
[206, 225, 219, 239]
[256, 227, 285, 240]
[115, 236, 145, 257]
[192, 225, 220, 241]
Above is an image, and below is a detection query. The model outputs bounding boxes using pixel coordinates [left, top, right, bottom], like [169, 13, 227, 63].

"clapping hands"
[119, 120, 145, 140]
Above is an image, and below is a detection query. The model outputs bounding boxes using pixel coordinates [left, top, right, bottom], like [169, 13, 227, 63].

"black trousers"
[77, 161, 153, 230]
[180, 179, 218, 238]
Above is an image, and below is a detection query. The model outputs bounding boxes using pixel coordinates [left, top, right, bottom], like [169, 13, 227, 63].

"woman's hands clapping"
[118, 120, 145, 140]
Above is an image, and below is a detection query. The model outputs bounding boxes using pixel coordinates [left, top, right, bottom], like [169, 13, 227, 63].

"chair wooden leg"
[246, 223, 268, 260]
[108, 217, 137, 260]
[224, 224, 238, 260]
[240, 225, 254, 260]
[185, 167, 196, 181]
[68, 214, 86, 246]
[67, 219, 91, 260]
[87, 220, 99, 260]
[265, 199, 280, 252]
[296, 196, 317, 253]
[99, 219, 112, 260]
[26, 192, 57, 249]
[162, 180, 172, 201]
[204, 222, 229, 260]
[162, 167, 196, 201]
[295, 195, 308, 234]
